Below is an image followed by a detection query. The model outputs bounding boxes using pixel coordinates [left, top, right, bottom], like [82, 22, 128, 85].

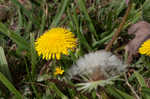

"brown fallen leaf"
[125, 21, 150, 63]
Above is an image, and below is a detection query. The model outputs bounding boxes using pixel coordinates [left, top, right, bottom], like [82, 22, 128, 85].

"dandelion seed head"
[67, 50, 127, 79]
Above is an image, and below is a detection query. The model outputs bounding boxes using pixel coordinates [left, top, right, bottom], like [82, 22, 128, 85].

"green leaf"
[0, 72, 23, 99]
[134, 71, 147, 87]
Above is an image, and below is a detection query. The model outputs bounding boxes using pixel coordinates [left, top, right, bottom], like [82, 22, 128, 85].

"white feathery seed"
[67, 50, 127, 79]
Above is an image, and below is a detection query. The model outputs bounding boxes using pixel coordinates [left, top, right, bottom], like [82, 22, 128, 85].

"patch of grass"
[0, 0, 149, 99]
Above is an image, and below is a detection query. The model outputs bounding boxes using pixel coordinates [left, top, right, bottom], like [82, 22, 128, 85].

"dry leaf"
[125, 21, 150, 63]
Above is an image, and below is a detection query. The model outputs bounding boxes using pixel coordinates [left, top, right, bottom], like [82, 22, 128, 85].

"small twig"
[105, 1, 132, 51]
[124, 73, 140, 99]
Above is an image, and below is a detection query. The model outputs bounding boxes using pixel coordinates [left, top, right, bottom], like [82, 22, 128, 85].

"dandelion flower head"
[139, 39, 150, 56]
[54, 67, 64, 75]
[35, 28, 77, 60]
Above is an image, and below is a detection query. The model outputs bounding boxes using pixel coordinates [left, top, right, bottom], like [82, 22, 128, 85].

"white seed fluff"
[67, 50, 127, 79]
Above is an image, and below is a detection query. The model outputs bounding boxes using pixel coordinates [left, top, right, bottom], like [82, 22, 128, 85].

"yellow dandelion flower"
[139, 39, 150, 56]
[54, 67, 64, 75]
[35, 27, 77, 60]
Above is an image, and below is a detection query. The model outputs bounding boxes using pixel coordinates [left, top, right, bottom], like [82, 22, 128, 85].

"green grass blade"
[141, 87, 150, 99]
[115, 88, 134, 99]
[77, 0, 98, 40]
[31, 83, 40, 99]
[39, 13, 46, 35]
[106, 87, 124, 99]
[50, 0, 69, 28]
[0, 22, 29, 51]
[71, 8, 92, 51]
[106, 87, 134, 99]
[24, 21, 32, 39]
[30, 33, 37, 80]
[11, 0, 40, 26]
[142, 87, 150, 96]
[134, 72, 148, 99]
[116, 0, 126, 17]
[48, 82, 68, 99]
[0, 46, 12, 82]
[16, 9, 23, 33]
[142, 0, 150, 22]
[92, 32, 114, 47]
[134, 71, 147, 87]
[25, 21, 32, 33]
[0, 72, 23, 99]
